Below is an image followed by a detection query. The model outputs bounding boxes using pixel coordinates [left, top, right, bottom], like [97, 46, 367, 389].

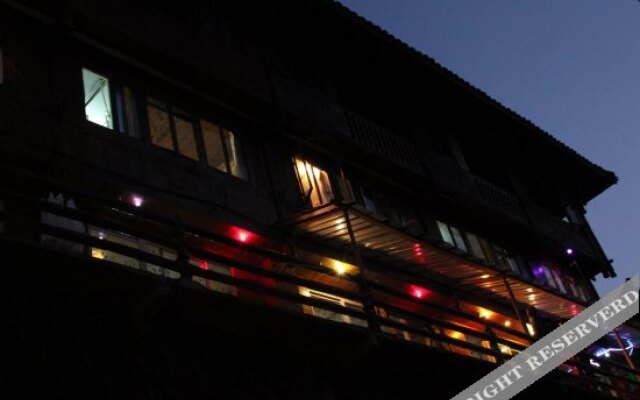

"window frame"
[292, 157, 335, 208]
[81, 67, 142, 138]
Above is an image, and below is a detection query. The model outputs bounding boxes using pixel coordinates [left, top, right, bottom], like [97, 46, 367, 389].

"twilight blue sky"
[338, 0, 640, 295]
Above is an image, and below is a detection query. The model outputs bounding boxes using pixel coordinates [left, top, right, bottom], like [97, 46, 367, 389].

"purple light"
[533, 266, 545, 276]
[566, 248, 574, 255]
[132, 195, 144, 207]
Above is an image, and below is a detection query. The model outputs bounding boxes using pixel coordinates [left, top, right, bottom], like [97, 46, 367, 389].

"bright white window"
[82, 68, 113, 129]
[437, 221, 454, 246]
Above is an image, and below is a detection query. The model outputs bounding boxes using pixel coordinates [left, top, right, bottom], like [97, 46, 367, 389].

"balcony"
[527, 203, 598, 260]
[0, 165, 638, 399]
[425, 152, 529, 226]
[344, 110, 423, 174]
[280, 200, 586, 320]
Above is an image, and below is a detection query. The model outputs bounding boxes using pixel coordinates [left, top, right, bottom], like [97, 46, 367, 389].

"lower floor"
[0, 239, 625, 400]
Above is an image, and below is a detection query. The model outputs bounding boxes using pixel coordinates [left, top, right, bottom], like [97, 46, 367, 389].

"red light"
[410, 285, 428, 299]
[230, 227, 254, 244]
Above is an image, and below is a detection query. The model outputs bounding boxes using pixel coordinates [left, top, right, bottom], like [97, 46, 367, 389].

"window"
[465, 233, 485, 259]
[115, 86, 140, 138]
[82, 68, 140, 138]
[566, 277, 586, 301]
[437, 221, 454, 247]
[147, 98, 199, 161]
[201, 119, 248, 179]
[293, 158, 334, 207]
[83, 68, 113, 129]
[494, 245, 521, 275]
[436, 221, 468, 253]
[534, 264, 566, 291]
[147, 100, 172, 150]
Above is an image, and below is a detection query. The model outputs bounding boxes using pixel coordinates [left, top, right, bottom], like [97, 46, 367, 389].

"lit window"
[201, 119, 227, 171]
[201, 119, 248, 179]
[174, 113, 199, 160]
[465, 233, 485, 259]
[294, 158, 334, 207]
[449, 226, 468, 252]
[437, 221, 454, 246]
[147, 100, 172, 150]
[494, 245, 522, 275]
[223, 129, 247, 179]
[83, 68, 113, 129]
[147, 98, 199, 161]
[436, 221, 468, 253]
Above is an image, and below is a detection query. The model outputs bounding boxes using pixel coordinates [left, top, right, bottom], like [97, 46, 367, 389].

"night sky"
[338, 0, 639, 296]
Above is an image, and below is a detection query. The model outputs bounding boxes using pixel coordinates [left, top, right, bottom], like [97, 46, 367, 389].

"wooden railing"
[425, 152, 528, 225]
[0, 168, 637, 399]
[344, 110, 423, 173]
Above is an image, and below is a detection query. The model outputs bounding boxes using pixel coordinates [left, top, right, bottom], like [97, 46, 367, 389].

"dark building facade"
[0, 0, 638, 399]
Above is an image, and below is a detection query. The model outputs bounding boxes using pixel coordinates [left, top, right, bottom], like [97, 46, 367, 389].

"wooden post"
[343, 206, 380, 338]
[503, 274, 530, 337]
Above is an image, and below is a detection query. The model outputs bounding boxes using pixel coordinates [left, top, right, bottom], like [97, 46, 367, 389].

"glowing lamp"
[566, 248, 574, 255]
[480, 274, 491, 279]
[333, 261, 348, 275]
[410, 285, 428, 299]
[132, 195, 144, 207]
[526, 323, 536, 336]
[504, 320, 511, 328]
[478, 307, 493, 319]
[450, 331, 464, 340]
[230, 227, 254, 244]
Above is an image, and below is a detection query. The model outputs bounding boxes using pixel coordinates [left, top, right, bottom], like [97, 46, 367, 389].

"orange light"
[320, 258, 357, 275]
[450, 331, 464, 340]
[478, 307, 493, 319]
[480, 274, 491, 279]
[504, 320, 511, 328]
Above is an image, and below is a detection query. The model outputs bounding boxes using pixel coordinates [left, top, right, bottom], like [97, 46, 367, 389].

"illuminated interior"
[83, 68, 113, 129]
[294, 158, 334, 207]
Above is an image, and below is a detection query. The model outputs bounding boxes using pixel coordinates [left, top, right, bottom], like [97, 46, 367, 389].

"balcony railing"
[0, 166, 638, 399]
[344, 110, 423, 174]
[527, 204, 597, 260]
[425, 152, 529, 226]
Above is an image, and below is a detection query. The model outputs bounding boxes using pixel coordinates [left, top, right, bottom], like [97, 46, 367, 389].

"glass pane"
[223, 129, 248, 179]
[437, 221, 454, 246]
[82, 68, 113, 129]
[173, 114, 198, 160]
[293, 158, 333, 207]
[123, 86, 139, 138]
[147, 100, 173, 151]
[450, 226, 468, 252]
[465, 233, 484, 259]
[201, 119, 227, 172]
